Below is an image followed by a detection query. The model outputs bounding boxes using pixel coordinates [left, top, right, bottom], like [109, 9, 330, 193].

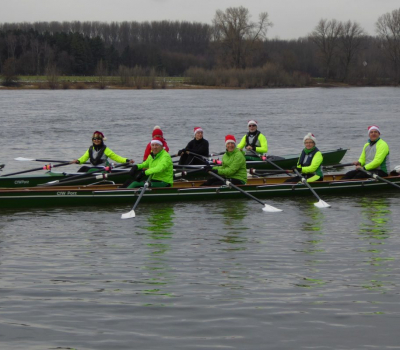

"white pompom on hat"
[303, 133, 316, 145]
[248, 120, 258, 126]
[368, 125, 380, 135]
[194, 127, 203, 135]
[225, 134, 236, 145]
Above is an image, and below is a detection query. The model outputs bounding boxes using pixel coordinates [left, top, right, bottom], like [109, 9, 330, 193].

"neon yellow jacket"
[213, 148, 247, 184]
[296, 149, 323, 182]
[78, 146, 129, 165]
[358, 138, 390, 173]
[138, 149, 174, 185]
[237, 132, 268, 155]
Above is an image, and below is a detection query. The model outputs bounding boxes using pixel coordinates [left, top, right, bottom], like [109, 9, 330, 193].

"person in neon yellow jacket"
[123, 139, 174, 188]
[342, 125, 390, 179]
[71, 131, 133, 172]
[285, 133, 324, 183]
[237, 120, 268, 161]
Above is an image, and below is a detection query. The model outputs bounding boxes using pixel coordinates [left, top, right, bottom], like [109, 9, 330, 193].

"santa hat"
[194, 127, 203, 135]
[151, 139, 163, 146]
[303, 133, 316, 145]
[93, 131, 106, 141]
[152, 126, 163, 138]
[368, 125, 380, 135]
[248, 120, 258, 126]
[225, 134, 236, 145]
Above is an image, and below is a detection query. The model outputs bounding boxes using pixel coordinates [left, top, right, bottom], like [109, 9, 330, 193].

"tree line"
[1, 6, 399, 86]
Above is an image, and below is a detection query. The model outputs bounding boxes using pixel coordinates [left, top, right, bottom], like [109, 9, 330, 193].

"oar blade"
[262, 204, 283, 213]
[314, 199, 331, 208]
[121, 210, 136, 219]
[14, 157, 35, 161]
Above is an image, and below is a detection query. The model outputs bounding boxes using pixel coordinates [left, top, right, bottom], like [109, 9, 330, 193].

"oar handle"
[1, 162, 70, 177]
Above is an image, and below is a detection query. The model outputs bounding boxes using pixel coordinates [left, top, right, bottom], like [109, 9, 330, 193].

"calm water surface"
[0, 88, 400, 349]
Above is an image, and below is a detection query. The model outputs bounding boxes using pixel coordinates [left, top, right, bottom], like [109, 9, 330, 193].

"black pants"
[201, 177, 244, 186]
[341, 169, 387, 180]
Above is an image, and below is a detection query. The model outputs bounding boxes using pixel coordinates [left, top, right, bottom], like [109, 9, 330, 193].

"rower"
[177, 127, 209, 165]
[237, 120, 268, 161]
[342, 125, 390, 179]
[122, 138, 173, 188]
[71, 131, 134, 172]
[143, 126, 169, 161]
[284, 133, 324, 183]
[201, 134, 247, 186]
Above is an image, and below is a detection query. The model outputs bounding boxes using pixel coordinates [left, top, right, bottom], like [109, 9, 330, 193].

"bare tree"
[213, 6, 272, 68]
[96, 59, 108, 89]
[376, 8, 400, 83]
[310, 19, 343, 81]
[338, 21, 366, 82]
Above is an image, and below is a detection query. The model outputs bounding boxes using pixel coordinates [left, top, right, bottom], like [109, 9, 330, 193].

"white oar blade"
[14, 157, 35, 161]
[121, 210, 136, 219]
[262, 204, 283, 213]
[314, 200, 331, 208]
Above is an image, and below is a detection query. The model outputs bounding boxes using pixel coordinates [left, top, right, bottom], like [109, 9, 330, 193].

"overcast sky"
[1, 0, 399, 39]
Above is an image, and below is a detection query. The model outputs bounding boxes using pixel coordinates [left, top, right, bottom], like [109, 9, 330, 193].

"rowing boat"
[1, 173, 399, 209]
[0, 148, 347, 188]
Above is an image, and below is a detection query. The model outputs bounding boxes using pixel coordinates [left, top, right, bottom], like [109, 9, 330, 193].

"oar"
[0, 164, 4, 171]
[40, 163, 131, 186]
[207, 171, 282, 212]
[248, 149, 291, 177]
[359, 168, 400, 190]
[14, 157, 70, 163]
[322, 163, 354, 170]
[121, 174, 153, 219]
[293, 168, 330, 208]
[1, 162, 71, 177]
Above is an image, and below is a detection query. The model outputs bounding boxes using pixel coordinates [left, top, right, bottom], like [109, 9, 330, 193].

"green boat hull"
[0, 174, 399, 209]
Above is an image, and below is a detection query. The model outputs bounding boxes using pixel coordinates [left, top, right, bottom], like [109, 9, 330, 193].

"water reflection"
[297, 205, 325, 256]
[218, 201, 248, 249]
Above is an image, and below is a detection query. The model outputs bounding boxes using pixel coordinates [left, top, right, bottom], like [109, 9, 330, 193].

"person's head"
[368, 125, 380, 142]
[225, 134, 236, 152]
[92, 131, 106, 145]
[194, 127, 203, 140]
[152, 126, 164, 138]
[303, 133, 316, 150]
[248, 120, 258, 132]
[150, 139, 163, 155]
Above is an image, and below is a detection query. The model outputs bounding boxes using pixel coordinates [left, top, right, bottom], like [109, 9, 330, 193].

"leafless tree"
[376, 8, 400, 83]
[96, 59, 108, 89]
[338, 21, 366, 82]
[213, 6, 272, 68]
[310, 19, 343, 81]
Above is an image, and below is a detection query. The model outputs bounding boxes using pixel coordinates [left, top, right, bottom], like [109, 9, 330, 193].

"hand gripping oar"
[293, 168, 330, 208]
[207, 171, 282, 213]
[359, 168, 400, 190]
[14, 157, 70, 163]
[121, 174, 153, 219]
[1, 162, 71, 177]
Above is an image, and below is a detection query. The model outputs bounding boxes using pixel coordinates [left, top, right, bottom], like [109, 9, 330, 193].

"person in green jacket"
[71, 131, 133, 172]
[342, 125, 390, 179]
[123, 138, 173, 188]
[285, 133, 324, 183]
[237, 120, 268, 161]
[202, 134, 247, 186]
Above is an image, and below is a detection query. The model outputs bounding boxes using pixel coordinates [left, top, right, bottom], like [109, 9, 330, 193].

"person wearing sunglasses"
[177, 127, 209, 165]
[71, 131, 133, 172]
[284, 133, 324, 183]
[342, 125, 390, 179]
[237, 120, 268, 161]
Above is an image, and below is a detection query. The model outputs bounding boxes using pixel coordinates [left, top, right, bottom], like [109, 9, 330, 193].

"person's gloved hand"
[135, 170, 146, 182]
[129, 165, 138, 176]
[203, 165, 213, 173]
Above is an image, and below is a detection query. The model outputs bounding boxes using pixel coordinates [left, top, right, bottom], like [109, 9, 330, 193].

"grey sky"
[1, 0, 399, 39]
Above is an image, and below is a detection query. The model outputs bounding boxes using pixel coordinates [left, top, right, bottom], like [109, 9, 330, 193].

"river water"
[0, 87, 400, 349]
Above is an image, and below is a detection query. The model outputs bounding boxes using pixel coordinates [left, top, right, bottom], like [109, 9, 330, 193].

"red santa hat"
[93, 131, 106, 141]
[225, 134, 236, 145]
[248, 120, 258, 126]
[368, 125, 380, 135]
[303, 133, 316, 145]
[151, 139, 163, 146]
[152, 126, 164, 138]
[194, 127, 203, 135]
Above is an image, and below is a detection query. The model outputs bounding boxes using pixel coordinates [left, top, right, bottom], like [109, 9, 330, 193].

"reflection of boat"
[0, 148, 347, 188]
[1, 173, 399, 209]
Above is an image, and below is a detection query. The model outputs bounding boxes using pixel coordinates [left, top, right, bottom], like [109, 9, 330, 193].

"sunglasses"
[249, 124, 257, 127]
[92, 137, 102, 141]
